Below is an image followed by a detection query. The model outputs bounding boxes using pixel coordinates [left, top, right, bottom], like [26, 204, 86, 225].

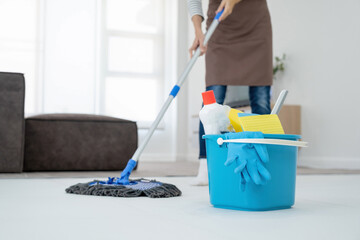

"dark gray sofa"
[0, 71, 138, 172]
[0, 72, 25, 172]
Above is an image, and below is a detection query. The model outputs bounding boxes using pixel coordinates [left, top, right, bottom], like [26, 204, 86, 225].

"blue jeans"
[199, 85, 271, 159]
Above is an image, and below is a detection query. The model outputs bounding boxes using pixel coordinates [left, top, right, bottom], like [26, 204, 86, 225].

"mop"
[66, 10, 225, 198]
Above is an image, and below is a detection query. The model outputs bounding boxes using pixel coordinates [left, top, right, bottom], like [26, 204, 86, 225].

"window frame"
[99, 0, 173, 128]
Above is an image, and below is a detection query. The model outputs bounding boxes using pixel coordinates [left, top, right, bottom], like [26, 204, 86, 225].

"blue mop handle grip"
[169, 85, 180, 97]
[214, 9, 224, 21]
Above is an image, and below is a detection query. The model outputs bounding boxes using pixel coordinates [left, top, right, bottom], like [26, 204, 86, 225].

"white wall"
[175, 0, 191, 161]
[186, 0, 209, 161]
[268, 0, 360, 169]
[185, 0, 360, 168]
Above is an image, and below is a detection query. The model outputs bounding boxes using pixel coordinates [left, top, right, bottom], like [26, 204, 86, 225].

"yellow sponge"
[228, 108, 244, 132]
[238, 114, 285, 134]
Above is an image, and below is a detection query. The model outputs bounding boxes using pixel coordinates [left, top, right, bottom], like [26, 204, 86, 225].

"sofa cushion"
[23, 114, 137, 171]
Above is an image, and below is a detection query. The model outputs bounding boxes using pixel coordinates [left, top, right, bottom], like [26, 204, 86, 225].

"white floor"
[0, 175, 360, 240]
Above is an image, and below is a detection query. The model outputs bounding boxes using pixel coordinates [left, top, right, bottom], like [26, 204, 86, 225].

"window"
[101, 0, 165, 123]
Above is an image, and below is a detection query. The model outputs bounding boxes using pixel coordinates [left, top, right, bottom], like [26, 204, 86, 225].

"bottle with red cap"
[199, 90, 232, 135]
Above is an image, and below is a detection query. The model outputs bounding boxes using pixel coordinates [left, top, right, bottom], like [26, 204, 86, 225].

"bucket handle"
[217, 138, 308, 148]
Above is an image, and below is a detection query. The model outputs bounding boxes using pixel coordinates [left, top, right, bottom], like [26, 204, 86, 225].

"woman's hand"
[189, 15, 207, 58]
[216, 0, 242, 21]
[189, 30, 207, 58]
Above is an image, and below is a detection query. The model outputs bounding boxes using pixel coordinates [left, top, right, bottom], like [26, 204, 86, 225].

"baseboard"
[178, 153, 198, 162]
[139, 153, 176, 162]
[298, 156, 360, 170]
[140, 153, 199, 162]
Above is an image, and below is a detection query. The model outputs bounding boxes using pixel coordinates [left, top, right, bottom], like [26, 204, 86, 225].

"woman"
[188, 0, 273, 185]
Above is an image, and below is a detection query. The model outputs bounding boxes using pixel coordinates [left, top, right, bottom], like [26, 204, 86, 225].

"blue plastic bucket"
[204, 133, 302, 211]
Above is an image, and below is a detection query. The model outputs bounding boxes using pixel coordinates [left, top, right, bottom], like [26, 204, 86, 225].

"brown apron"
[205, 0, 273, 87]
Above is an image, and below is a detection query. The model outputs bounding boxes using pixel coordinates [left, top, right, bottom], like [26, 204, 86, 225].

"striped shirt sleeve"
[187, 0, 204, 20]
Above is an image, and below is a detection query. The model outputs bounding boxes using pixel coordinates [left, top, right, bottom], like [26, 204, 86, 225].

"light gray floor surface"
[1, 161, 360, 179]
[0, 175, 360, 240]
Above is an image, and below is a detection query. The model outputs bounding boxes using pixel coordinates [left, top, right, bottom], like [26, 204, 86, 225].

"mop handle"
[271, 90, 288, 114]
[131, 10, 224, 162]
[217, 138, 308, 147]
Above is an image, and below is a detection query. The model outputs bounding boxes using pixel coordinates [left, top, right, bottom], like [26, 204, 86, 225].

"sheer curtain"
[0, 0, 168, 125]
[0, 0, 39, 114]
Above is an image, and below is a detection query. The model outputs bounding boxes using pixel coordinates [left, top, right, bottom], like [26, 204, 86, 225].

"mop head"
[65, 178, 181, 198]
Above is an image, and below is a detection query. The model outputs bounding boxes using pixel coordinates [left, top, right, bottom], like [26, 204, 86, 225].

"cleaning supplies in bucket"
[200, 90, 308, 210]
[204, 133, 307, 211]
[199, 90, 233, 134]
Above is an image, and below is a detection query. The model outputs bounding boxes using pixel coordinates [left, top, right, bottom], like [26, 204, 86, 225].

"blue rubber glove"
[224, 132, 271, 190]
